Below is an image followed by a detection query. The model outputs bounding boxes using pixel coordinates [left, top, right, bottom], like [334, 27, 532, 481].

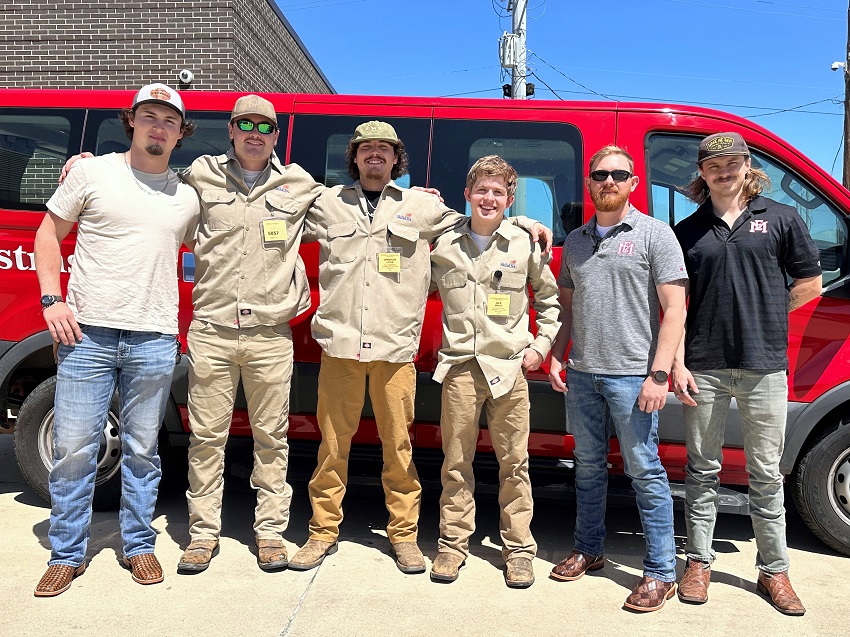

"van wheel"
[792, 423, 850, 556]
[14, 376, 122, 511]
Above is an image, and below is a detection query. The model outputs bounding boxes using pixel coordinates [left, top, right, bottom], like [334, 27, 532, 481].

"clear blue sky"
[280, 0, 847, 179]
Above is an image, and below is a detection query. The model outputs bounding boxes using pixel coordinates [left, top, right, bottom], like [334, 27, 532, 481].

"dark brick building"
[1, 0, 333, 93]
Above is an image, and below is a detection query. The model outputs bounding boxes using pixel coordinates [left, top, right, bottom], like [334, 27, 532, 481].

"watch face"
[652, 370, 669, 383]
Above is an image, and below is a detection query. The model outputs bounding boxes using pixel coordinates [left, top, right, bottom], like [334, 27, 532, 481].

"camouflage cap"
[351, 120, 400, 145]
[231, 95, 277, 125]
[698, 132, 749, 164]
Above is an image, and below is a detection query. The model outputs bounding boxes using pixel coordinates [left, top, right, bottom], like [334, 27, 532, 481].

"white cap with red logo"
[132, 83, 185, 119]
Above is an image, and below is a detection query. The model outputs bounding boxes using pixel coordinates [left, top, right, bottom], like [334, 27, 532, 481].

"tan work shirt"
[307, 181, 539, 363]
[307, 181, 464, 362]
[430, 218, 561, 398]
[182, 149, 324, 328]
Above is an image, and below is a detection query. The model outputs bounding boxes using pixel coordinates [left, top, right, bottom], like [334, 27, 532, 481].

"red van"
[1, 89, 848, 556]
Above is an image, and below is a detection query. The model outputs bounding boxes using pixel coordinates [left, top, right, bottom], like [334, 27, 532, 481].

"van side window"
[0, 109, 85, 211]
[647, 134, 848, 286]
[430, 120, 583, 245]
[289, 115, 430, 188]
[83, 110, 249, 172]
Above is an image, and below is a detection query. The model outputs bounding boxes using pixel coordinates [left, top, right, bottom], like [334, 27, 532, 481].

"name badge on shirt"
[378, 248, 402, 275]
[487, 293, 511, 317]
[261, 218, 288, 245]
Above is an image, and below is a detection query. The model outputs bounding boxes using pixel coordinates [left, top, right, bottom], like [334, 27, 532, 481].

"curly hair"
[345, 138, 409, 181]
[465, 155, 518, 198]
[119, 107, 196, 150]
[683, 166, 770, 205]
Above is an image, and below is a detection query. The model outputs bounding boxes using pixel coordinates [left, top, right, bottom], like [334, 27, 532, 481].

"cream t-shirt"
[47, 152, 200, 334]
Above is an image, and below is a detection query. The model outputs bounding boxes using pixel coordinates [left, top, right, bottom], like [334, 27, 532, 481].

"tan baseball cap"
[132, 83, 185, 119]
[231, 95, 277, 125]
[351, 120, 399, 145]
[698, 132, 750, 164]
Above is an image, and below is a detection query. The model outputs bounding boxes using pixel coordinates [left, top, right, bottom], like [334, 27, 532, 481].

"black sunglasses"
[590, 169, 632, 182]
[234, 119, 277, 135]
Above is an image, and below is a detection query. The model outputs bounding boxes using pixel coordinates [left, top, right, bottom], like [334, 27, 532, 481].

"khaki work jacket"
[430, 218, 561, 398]
[182, 150, 324, 328]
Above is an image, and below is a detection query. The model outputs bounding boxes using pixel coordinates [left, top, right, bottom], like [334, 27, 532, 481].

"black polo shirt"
[674, 195, 821, 371]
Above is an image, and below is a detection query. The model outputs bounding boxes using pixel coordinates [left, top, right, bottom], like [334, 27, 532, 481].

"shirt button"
[240, 275, 246, 279]
[366, 282, 370, 286]
[367, 257, 372, 262]
[243, 251, 248, 255]
[364, 307, 368, 311]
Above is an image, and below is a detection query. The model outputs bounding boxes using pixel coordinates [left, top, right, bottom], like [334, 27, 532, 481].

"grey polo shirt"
[558, 206, 687, 375]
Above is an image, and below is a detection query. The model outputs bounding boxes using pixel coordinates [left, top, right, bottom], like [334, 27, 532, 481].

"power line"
[528, 70, 563, 100]
[662, 0, 842, 20]
[279, 0, 366, 10]
[530, 53, 615, 101]
[749, 96, 843, 118]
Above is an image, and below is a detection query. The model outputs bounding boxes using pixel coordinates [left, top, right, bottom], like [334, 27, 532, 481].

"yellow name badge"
[487, 293, 511, 317]
[262, 218, 288, 243]
[378, 252, 401, 273]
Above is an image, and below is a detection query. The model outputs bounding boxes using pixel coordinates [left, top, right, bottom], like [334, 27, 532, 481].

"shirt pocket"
[327, 221, 358, 264]
[265, 192, 300, 216]
[492, 271, 527, 319]
[387, 222, 419, 269]
[201, 189, 236, 231]
[440, 269, 471, 316]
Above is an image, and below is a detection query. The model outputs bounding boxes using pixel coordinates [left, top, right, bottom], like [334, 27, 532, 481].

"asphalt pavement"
[0, 431, 845, 637]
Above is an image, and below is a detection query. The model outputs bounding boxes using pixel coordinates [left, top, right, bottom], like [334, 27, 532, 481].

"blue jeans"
[48, 325, 177, 567]
[683, 369, 789, 573]
[565, 369, 676, 582]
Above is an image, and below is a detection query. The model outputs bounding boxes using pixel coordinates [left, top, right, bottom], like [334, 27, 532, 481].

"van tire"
[792, 423, 850, 556]
[14, 376, 122, 511]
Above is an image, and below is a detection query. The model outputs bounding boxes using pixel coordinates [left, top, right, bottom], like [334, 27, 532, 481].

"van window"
[647, 134, 848, 286]
[83, 110, 260, 172]
[0, 108, 85, 211]
[430, 120, 583, 245]
[288, 115, 430, 188]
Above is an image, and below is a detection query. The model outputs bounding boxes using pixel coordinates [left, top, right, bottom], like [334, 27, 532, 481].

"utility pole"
[844, 3, 850, 188]
[509, 0, 527, 100]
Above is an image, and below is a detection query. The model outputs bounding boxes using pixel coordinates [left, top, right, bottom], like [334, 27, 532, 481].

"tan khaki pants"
[185, 319, 294, 541]
[438, 360, 536, 561]
[307, 353, 421, 543]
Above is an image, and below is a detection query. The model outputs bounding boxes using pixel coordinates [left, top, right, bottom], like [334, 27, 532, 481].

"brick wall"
[0, 0, 332, 93]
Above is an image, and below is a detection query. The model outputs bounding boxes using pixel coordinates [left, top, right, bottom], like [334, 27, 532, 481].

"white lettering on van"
[0, 246, 72, 272]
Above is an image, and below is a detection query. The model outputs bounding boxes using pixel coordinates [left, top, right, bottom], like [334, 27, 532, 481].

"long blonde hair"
[684, 166, 771, 205]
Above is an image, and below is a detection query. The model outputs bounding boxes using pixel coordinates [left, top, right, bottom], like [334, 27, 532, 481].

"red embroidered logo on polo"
[616, 241, 635, 256]
[750, 220, 769, 233]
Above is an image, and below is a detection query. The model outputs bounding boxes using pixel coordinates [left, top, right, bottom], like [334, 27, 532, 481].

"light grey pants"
[683, 369, 790, 573]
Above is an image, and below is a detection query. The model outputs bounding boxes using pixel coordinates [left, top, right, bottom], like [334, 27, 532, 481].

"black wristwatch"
[40, 294, 64, 310]
[647, 370, 669, 384]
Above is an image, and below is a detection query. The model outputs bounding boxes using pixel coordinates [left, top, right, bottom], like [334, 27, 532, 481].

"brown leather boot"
[288, 539, 338, 571]
[122, 553, 164, 585]
[505, 557, 535, 588]
[256, 538, 289, 572]
[550, 550, 604, 581]
[34, 563, 86, 597]
[430, 552, 465, 583]
[624, 575, 676, 612]
[757, 571, 806, 616]
[678, 559, 710, 604]
[391, 541, 426, 574]
[178, 539, 220, 573]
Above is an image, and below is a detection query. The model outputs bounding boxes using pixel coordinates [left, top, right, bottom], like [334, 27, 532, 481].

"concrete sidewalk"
[0, 433, 844, 637]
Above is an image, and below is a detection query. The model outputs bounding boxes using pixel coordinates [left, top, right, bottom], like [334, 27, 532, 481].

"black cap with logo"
[697, 132, 750, 164]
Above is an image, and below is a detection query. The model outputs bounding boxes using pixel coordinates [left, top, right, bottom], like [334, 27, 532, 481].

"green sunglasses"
[234, 119, 277, 135]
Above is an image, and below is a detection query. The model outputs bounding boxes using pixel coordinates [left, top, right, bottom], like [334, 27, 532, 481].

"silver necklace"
[124, 152, 173, 196]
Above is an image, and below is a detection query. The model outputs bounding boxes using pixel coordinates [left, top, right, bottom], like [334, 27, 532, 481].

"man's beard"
[145, 143, 164, 157]
[590, 188, 629, 213]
